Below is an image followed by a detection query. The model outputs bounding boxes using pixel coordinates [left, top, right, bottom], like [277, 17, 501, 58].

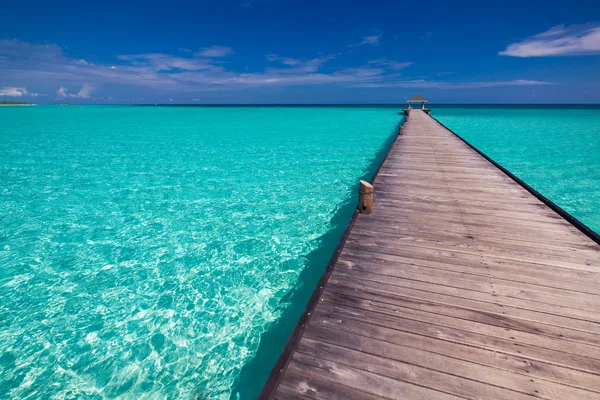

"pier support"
[358, 180, 374, 214]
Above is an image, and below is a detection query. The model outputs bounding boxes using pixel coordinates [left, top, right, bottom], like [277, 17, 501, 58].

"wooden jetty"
[261, 108, 600, 399]
[403, 94, 430, 115]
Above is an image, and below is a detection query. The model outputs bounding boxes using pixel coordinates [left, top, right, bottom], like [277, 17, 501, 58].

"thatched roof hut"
[407, 95, 428, 109]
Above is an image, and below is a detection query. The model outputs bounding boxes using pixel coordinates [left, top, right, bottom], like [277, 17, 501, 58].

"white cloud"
[195, 46, 234, 58]
[265, 54, 301, 65]
[0, 38, 554, 98]
[0, 39, 62, 59]
[500, 23, 600, 57]
[368, 58, 413, 71]
[359, 34, 381, 46]
[535, 25, 569, 38]
[0, 86, 27, 96]
[57, 83, 94, 98]
[265, 53, 338, 73]
[354, 79, 553, 89]
[116, 53, 214, 71]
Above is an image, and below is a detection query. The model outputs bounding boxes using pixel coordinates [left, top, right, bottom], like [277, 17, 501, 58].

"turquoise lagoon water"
[0, 105, 400, 399]
[434, 105, 600, 234]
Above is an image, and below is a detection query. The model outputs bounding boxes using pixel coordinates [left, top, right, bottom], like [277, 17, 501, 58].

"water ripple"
[0, 106, 399, 399]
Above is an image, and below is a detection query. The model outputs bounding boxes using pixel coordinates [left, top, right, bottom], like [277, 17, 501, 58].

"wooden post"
[358, 180, 374, 214]
[399, 125, 404, 135]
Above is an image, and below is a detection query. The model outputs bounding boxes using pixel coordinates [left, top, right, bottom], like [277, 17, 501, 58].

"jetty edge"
[261, 108, 600, 399]
[257, 108, 403, 399]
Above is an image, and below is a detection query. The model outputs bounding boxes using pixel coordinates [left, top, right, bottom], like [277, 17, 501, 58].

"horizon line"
[11, 102, 600, 106]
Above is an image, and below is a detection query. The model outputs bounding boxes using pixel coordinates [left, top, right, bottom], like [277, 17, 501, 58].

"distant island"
[0, 101, 33, 106]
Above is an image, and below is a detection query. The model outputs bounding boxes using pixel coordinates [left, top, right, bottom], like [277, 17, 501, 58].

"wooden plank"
[333, 265, 600, 323]
[369, 207, 583, 231]
[341, 245, 600, 296]
[301, 329, 600, 400]
[276, 371, 382, 400]
[310, 304, 600, 389]
[313, 300, 600, 375]
[375, 197, 567, 222]
[374, 191, 552, 208]
[353, 215, 599, 249]
[335, 257, 600, 311]
[288, 352, 465, 400]
[351, 221, 600, 256]
[297, 337, 541, 400]
[268, 109, 600, 399]
[274, 385, 318, 400]
[347, 232, 600, 274]
[344, 238, 600, 281]
[342, 243, 600, 292]
[327, 276, 600, 344]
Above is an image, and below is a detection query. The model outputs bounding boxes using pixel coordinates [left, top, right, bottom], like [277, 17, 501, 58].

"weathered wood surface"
[271, 109, 600, 399]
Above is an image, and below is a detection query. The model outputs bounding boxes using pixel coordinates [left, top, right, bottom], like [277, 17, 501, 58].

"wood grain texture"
[271, 109, 600, 399]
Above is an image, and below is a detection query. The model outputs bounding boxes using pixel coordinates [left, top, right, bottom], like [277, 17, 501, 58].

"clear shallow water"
[434, 105, 600, 234]
[0, 106, 400, 399]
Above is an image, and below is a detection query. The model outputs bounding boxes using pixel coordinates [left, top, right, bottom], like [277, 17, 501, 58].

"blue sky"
[1, 0, 600, 103]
